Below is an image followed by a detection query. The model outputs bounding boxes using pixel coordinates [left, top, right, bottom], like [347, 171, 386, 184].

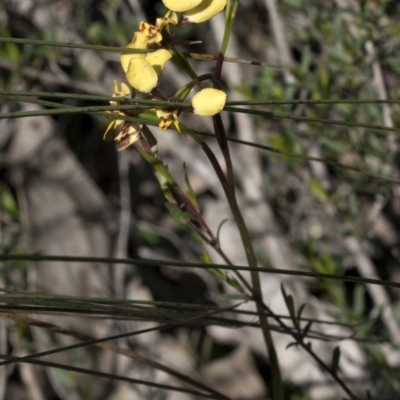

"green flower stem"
[0, 37, 279, 67]
[227, 99, 400, 106]
[0, 90, 183, 106]
[0, 91, 125, 103]
[211, 113, 284, 400]
[2, 90, 400, 106]
[0, 36, 148, 54]
[182, 52, 281, 68]
[0, 104, 167, 119]
[3, 90, 400, 134]
[1, 254, 400, 289]
[4, 90, 400, 107]
[223, 106, 400, 134]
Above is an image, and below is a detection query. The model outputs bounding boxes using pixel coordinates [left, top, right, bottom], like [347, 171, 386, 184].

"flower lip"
[115, 123, 142, 151]
[125, 49, 172, 93]
[156, 109, 182, 134]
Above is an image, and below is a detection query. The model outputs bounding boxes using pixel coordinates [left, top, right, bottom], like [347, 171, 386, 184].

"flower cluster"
[104, 0, 227, 150]
[103, 81, 142, 151]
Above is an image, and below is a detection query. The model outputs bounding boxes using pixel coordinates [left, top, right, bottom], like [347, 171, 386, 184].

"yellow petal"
[126, 58, 158, 93]
[162, 0, 202, 12]
[121, 82, 130, 96]
[112, 81, 131, 98]
[173, 120, 182, 135]
[156, 109, 182, 134]
[103, 120, 115, 140]
[120, 31, 148, 73]
[155, 109, 170, 119]
[183, 0, 227, 23]
[139, 21, 163, 44]
[156, 11, 179, 31]
[145, 49, 172, 75]
[103, 119, 123, 140]
[110, 81, 131, 105]
[156, 109, 173, 131]
[192, 88, 226, 116]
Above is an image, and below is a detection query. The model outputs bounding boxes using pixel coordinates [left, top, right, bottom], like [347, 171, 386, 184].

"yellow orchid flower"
[115, 122, 142, 151]
[103, 80, 132, 140]
[192, 88, 226, 116]
[126, 49, 172, 93]
[103, 80, 142, 151]
[156, 109, 182, 134]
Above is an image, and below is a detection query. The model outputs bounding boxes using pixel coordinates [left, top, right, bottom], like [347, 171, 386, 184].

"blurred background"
[2, 0, 400, 399]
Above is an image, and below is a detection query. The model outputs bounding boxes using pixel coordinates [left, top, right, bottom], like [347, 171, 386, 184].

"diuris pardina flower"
[120, 12, 178, 93]
[103, 80, 142, 151]
[103, 80, 131, 139]
[139, 10, 178, 44]
[120, 32, 172, 93]
[162, 0, 227, 23]
[114, 123, 141, 151]
[156, 109, 182, 134]
[192, 88, 226, 116]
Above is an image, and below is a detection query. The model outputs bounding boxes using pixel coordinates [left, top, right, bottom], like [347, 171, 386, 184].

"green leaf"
[220, 293, 249, 301]
[164, 202, 197, 225]
[1, 184, 19, 218]
[296, 303, 307, 331]
[297, 303, 306, 321]
[183, 163, 199, 209]
[308, 179, 328, 201]
[216, 219, 228, 244]
[139, 149, 176, 203]
[281, 284, 296, 324]
[141, 126, 158, 156]
[221, 0, 239, 54]
[201, 248, 244, 293]
[300, 46, 311, 75]
[301, 321, 313, 340]
[173, 80, 198, 102]
[353, 284, 365, 318]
